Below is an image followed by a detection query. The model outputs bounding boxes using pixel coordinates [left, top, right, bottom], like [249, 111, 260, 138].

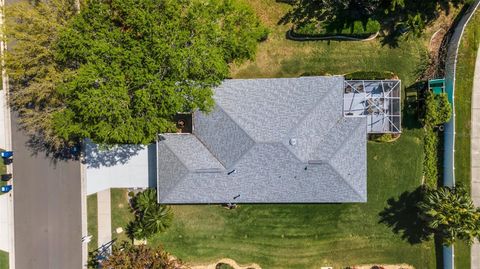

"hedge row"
[292, 19, 380, 38]
[424, 127, 439, 188]
[344, 70, 396, 80]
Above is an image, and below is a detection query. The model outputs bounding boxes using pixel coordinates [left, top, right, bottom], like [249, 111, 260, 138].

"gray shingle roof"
[157, 76, 367, 203]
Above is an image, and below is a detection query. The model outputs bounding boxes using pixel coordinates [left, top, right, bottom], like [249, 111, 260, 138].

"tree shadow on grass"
[277, 0, 464, 48]
[378, 187, 432, 244]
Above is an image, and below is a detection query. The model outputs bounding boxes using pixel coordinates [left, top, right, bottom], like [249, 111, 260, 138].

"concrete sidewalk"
[0, 193, 13, 252]
[97, 189, 112, 249]
[471, 37, 480, 269]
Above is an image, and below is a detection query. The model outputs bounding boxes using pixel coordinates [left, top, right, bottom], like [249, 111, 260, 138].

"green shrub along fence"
[422, 92, 452, 188]
[424, 128, 440, 188]
[291, 19, 380, 38]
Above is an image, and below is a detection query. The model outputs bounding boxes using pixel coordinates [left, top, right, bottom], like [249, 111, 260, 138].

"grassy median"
[453, 8, 480, 269]
[111, 188, 134, 244]
[87, 194, 98, 252]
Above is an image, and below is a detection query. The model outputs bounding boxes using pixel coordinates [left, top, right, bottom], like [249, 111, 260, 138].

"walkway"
[97, 189, 112, 249]
[471, 37, 480, 269]
[0, 193, 13, 252]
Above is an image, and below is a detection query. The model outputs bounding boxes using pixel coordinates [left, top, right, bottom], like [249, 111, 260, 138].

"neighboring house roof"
[157, 76, 367, 203]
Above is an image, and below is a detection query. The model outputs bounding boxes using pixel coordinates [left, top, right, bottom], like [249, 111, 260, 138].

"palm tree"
[418, 185, 480, 245]
[132, 188, 157, 214]
[127, 188, 173, 240]
[142, 205, 173, 235]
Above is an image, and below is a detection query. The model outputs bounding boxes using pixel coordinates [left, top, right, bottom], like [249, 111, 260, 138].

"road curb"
[0, 0, 15, 267]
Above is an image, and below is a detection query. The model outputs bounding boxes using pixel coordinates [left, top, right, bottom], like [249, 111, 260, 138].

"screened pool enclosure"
[343, 80, 401, 133]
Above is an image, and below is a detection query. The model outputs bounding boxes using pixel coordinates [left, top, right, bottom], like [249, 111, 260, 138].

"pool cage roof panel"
[343, 80, 401, 134]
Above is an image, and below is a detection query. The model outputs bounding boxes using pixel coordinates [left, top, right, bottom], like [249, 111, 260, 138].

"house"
[85, 76, 400, 202]
[156, 76, 400, 204]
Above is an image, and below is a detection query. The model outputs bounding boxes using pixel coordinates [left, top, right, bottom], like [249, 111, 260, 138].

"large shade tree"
[418, 185, 480, 245]
[53, 0, 268, 145]
[6, 0, 268, 148]
[5, 0, 78, 151]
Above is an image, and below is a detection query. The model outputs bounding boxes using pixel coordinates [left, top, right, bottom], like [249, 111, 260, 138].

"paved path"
[472, 36, 480, 269]
[0, 193, 13, 252]
[12, 114, 83, 269]
[97, 189, 112, 249]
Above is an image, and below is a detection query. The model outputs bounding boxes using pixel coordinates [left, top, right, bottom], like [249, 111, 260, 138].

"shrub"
[423, 92, 452, 127]
[216, 263, 235, 269]
[344, 71, 396, 80]
[369, 133, 399, 142]
[293, 18, 380, 38]
[127, 189, 173, 240]
[424, 128, 439, 188]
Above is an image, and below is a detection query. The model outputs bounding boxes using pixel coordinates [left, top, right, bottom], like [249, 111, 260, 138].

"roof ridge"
[325, 120, 366, 200]
[286, 79, 341, 139]
[156, 138, 190, 203]
[327, 161, 366, 201]
[191, 131, 229, 170]
[160, 134, 226, 171]
[194, 105, 257, 169]
[213, 97, 259, 144]
[315, 117, 362, 160]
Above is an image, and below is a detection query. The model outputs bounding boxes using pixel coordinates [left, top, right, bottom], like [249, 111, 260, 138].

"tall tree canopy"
[5, 0, 77, 150]
[6, 0, 267, 147]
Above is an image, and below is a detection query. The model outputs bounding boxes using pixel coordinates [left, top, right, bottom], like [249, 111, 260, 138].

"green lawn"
[147, 130, 435, 268]
[230, 1, 429, 87]
[87, 194, 98, 252]
[454, 9, 480, 194]
[147, 2, 438, 266]
[0, 250, 8, 269]
[108, 1, 448, 267]
[453, 9, 480, 269]
[110, 188, 134, 244]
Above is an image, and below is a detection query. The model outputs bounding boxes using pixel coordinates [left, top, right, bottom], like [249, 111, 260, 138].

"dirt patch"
[350, 264, 414, 269]
[190, 258, 261, 269]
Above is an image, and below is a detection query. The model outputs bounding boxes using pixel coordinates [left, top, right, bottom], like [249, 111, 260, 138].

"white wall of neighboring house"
[84, 140, 157, 195]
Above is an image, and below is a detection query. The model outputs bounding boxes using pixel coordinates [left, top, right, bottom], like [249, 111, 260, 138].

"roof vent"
[289, 138, 297, 146]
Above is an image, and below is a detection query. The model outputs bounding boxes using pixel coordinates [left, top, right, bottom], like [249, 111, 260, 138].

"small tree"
[100, 241, 184, 269]
[127, 189, 173, 240]
[424, 92, 452, 127]
[418, 185, 480, 245]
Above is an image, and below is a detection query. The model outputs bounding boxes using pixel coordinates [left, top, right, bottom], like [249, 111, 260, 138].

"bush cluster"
[423, 128, 439, 188]
[293, 19, 380, 38]
[127, 189, 173, 240]
[421, 92, 451, 188]
[423, 92, 452, 127]
[344, 71, 396, 80]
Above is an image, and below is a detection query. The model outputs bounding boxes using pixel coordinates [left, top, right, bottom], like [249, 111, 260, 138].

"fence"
[442, 1, 480, 268]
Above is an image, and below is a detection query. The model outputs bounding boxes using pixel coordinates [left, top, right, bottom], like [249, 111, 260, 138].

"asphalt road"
[12, 114, 82, 269]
